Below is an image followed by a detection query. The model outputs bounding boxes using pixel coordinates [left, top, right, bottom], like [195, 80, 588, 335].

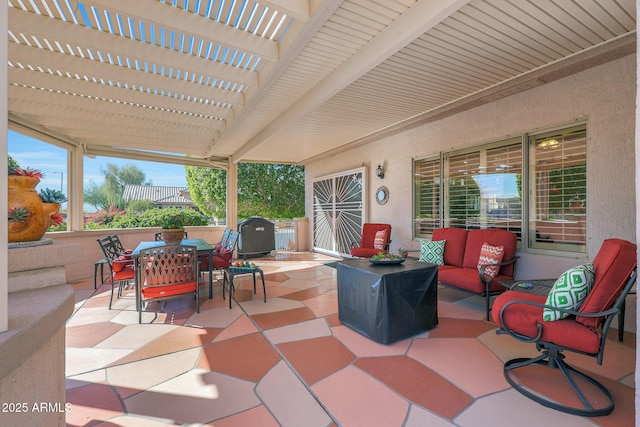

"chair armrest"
[478, 256, 520, 283]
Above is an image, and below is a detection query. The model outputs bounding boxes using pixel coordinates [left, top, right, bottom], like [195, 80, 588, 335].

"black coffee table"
[337, 259, 438, 344]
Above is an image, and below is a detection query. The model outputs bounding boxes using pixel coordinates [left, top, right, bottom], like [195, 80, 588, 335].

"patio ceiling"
[7, 0, 636, 167]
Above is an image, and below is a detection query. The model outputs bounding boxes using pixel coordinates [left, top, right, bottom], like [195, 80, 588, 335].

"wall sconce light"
[376, 164, 385, 179]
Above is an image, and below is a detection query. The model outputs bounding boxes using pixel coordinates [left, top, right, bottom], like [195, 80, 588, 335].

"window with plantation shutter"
[413, 157, 440, 238]
[444, 139, 522, 232]
[528, 125, 587, 253]
[413, 123, 586, 254]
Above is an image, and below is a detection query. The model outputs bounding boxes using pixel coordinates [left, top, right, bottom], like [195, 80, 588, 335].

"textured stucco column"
[0, 241, 77, 426]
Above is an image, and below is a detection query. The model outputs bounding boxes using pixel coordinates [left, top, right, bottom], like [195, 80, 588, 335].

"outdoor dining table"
[132, 239, 215, 304]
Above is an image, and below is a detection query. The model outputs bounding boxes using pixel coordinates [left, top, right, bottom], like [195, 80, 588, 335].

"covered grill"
[238, 217, 276, 258]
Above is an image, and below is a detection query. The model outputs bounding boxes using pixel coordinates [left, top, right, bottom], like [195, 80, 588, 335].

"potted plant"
[157, 208, 207, 244]
[8, 165, 66, 243]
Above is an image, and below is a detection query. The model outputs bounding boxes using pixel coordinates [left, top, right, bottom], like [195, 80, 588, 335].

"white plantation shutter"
[529, 125, 587, 252]
[414, 157, 441, 238]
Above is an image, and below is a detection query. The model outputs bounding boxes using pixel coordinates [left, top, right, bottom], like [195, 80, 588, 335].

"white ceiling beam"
[9, 7, 258, 87]
[44, 119, 216, 143]
[8, 99, 221, 138]
[83, 144, 227, 168]
[9, 43, 245, 107]
[85, 0, 279, 60]
[259, 0, 310, 22]
[8, 85, 225, 130]
[9, 67, 234, 121]
[231, 0, 472, 161]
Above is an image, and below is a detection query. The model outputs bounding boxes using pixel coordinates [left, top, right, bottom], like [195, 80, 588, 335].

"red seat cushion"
[350, 247, 384, 258]
[432, 228, 467, 267]
[142, 281, 198, 298]
[113, 263, 135, 280]
[439, 267, 510, 293]
[577, 239, 637, 328]
[492, 291, 601, 354]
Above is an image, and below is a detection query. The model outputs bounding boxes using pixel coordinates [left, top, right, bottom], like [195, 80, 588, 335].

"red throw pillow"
[477, 242, 504, 280]
[122, 249, 133, 260]
[112, 256, 127, 272]
[373, 230, 387, 250]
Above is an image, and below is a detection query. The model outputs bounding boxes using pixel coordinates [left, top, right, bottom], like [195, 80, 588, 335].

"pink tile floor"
[66, 252, 636, 426]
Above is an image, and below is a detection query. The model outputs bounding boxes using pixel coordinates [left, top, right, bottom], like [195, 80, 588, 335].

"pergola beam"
[9, 7, 258, 87]
[9, 43, 245, 107]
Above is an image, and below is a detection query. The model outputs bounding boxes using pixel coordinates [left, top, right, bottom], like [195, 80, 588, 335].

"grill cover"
[238, 217, 276, 257]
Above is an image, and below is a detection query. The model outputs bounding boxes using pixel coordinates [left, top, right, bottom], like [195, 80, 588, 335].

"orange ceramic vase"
[8, 176, 57, 243]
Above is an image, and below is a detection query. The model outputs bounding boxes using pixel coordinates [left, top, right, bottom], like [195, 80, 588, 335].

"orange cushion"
[113, 264, 135, 280]
[142, 281, 197, 298]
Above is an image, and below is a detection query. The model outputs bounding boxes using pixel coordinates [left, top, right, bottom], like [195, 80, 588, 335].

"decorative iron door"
[313, 168, 366, 256]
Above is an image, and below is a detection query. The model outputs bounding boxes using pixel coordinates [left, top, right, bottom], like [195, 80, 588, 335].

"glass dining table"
[132, 239, 215, 302]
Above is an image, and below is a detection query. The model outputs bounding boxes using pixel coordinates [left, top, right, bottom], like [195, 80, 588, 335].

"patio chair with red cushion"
[492, 238, 637, 416]
[199, 229, 239, 274]
[350, 223, 392, 258]
[137, 244, 200, 323]
[97, 235, 135, 309]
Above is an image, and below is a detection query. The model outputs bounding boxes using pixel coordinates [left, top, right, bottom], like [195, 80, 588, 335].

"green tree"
[84, 182, 110, 211]
[126, 200, 157, 214]
[186, 166, 226, 218]
[103, 163, 149, 209]
[83, 163, 150, 211]
[8, 154, 20, 171]
[186, 163, 305, 220]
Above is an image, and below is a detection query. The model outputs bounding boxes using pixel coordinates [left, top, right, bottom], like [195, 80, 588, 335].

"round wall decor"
[376, 186, 389, 205]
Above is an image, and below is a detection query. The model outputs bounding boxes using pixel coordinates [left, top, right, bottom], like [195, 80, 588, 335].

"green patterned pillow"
[419, 240, 445, 265]
[543, 263, 595, 322]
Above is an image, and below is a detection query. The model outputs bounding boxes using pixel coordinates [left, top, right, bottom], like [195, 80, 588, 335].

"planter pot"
[162, 228, 185, 245]
[8, 176, 57, 243]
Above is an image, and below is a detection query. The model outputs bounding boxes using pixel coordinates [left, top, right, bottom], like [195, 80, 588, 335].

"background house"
[122, 185, 196, 210]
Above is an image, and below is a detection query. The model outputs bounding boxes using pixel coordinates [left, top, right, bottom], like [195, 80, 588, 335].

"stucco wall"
[305, 54, 636, 279]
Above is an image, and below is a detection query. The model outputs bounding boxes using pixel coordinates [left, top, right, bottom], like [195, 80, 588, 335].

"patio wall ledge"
[0, 241, 78, 426]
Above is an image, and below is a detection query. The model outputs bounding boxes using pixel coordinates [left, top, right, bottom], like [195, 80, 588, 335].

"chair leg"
[503, 350, 614, 416]
[108, 279, 115, 309]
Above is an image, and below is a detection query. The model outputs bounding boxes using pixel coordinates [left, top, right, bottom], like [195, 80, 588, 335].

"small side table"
[499, 279, 627, 342]
[223, 267, 266, 309]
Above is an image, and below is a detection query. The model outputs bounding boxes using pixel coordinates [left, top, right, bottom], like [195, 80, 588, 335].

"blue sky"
[8, 130, 189, 212]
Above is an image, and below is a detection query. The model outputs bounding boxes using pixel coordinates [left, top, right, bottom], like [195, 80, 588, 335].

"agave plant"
[8, 207, 30, 222]
[50, 212, 65, 226]
[38, 188, 68, 204]
[10, 167, 43, 179]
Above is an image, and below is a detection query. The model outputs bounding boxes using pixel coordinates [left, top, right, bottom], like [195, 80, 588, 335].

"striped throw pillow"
[477, 242, 504, 280]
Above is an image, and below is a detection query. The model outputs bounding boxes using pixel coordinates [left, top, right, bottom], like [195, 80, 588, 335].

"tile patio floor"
[65, 252, 636, 426]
